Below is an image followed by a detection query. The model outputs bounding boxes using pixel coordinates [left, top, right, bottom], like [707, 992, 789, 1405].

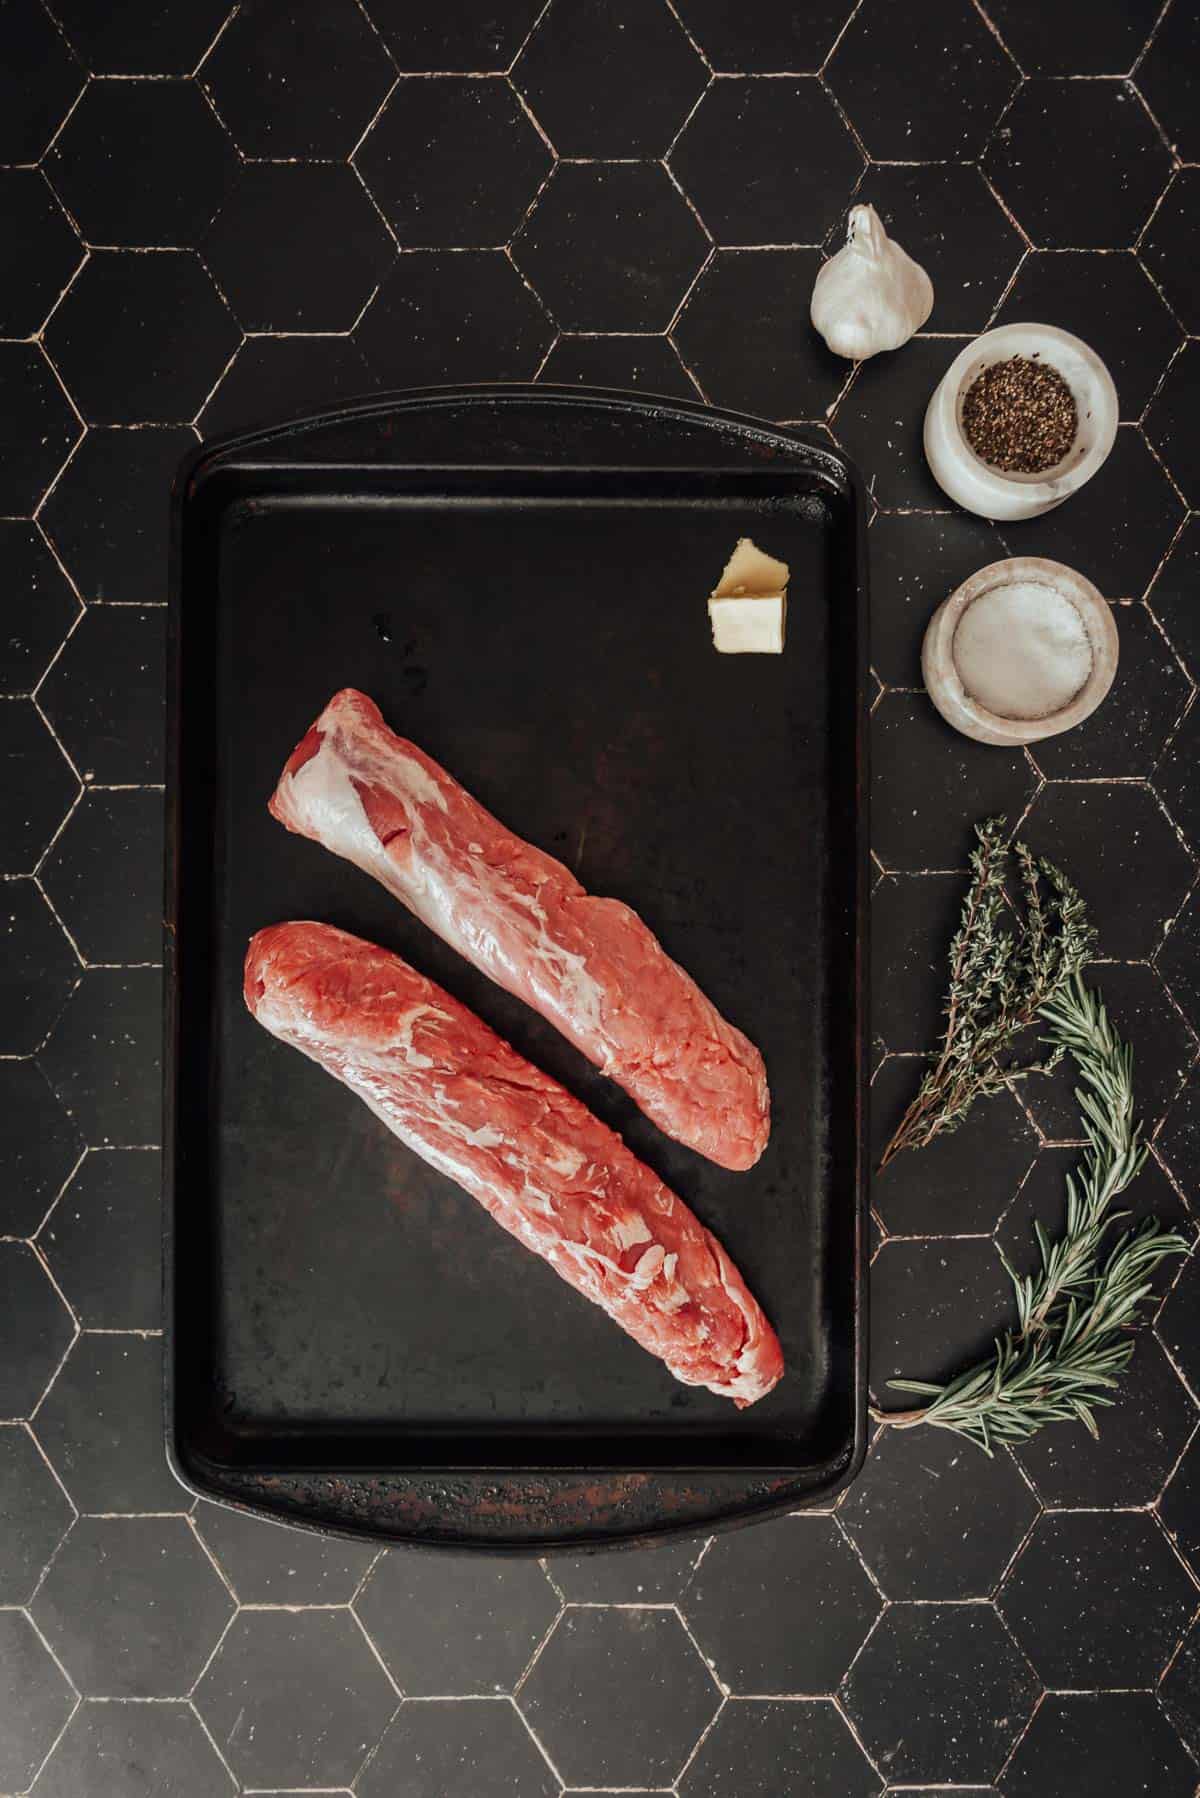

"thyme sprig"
[872, 978, 1188, 1453]
[879, 816, 1095, 1169]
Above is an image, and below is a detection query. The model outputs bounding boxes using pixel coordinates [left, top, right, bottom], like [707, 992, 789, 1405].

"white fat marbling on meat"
[610, 1213, 653, 1251]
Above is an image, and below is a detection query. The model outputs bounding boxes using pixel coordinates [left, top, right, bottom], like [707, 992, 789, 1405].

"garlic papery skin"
[810, 203, 934, 361]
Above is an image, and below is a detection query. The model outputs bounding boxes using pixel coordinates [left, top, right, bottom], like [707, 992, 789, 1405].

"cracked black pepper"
[961, 354, 1079, 475]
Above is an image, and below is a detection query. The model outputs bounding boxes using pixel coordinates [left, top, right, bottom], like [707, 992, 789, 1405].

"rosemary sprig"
[879, 816, 1095, 1168]
[872, 977, 1189, 1453]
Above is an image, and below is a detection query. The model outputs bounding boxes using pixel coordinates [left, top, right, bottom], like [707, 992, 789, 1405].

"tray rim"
[164, 381, 870, 1550]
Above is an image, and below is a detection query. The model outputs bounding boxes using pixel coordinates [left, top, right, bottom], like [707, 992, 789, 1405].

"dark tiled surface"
[512, 0, 706, 159]
[681, 1513, 882, 1693]
[842, 1603, 1039, 1784]
[669, 76, 863, 247]
[4, 3, 1199, 1794]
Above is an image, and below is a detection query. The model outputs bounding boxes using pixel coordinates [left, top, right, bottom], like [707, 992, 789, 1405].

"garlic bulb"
[810, 204, 933, 361]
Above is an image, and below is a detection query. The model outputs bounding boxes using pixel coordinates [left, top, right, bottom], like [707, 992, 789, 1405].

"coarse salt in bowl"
[923, 323, 1119, 521]
[921, 556, 1119, 747]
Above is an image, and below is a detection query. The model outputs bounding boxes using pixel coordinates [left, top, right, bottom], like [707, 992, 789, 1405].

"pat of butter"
[709, 536, 790, 654]
[708, 592, 786, 653]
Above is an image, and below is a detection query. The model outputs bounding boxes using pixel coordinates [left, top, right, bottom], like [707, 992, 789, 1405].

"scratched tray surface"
[168, 387, 867, 1547]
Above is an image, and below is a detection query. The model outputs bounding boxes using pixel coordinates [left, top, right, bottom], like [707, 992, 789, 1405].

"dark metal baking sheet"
[166, 385, 869, 1549]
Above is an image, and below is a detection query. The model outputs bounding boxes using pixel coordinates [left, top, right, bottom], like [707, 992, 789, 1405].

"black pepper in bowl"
[961, 354, 1078, 474]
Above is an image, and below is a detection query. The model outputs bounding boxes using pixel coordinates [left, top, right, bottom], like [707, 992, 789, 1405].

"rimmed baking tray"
[165, 384, 869, 1550]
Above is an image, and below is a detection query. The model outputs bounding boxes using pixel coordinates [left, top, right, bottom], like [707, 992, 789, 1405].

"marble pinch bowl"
[922, 555, 1119, 747]
[924, 322, 1119, 521]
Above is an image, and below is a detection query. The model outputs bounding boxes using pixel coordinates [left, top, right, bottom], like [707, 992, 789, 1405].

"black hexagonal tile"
[998, 1510, 1194, 1688]
[38, 1699, 236, 1798]
[514, 0, 705, 159]
[1158, 1065, 1200, 1197]
[842, 1427, 1037, 1600]
[872, 1059, 1037, 1236]
[1145, 342, 1199, 509]
[39, 604, 166, 783]
[0, 1610, 75, 1794]
[870, 695, 1036, 874]
[870, 1237, 1017, 1402]
[826, 0, 1017, 160]
[362, 0, 543, 71]
[1159, 1252, 1200, 1403]
[0, 344, 80, 516]
[1148, 516, 1200, 676]
[833, 338, 966, 509]
[1006, 428, 1184, 599]
[53, 0, 230, 73]
[519, 1608, 718, 1789]
[201, 0, 393, 158]
[0, 1425, 73, 1604]
[198, 335, 376, 438]
[0, 524, 79, 698]
[1158, 704, 1200, 856]
[546, 1534, 704, 1603]
[1016, 1330, 1193, 1508]
[193, 1499, 375, 1604]
[538, 334, 697, 398]
[1022, 782, 1191, 960]
[360, 1699, 556, 1798]
[850, 165, 1021, 336]
[513, 163, 708, 331]
[673, 249, 846, 418]
[44, 250, 239, 426]
[0, 170, 81, 338]
[204, 164, 393, 334]
[41, 429, 189, 609]
[993, 252, 1181, 420]
[41, 788, 164, 966]
[671, 0, 851, 72]
[355, 77, 549, 251]
[871, 873, 967, 1053]
[0, 0, 84, 163]
[0, 879, 78, 1055]
[670, 77, 862, 248]
[39, 1149, 161, 1329]
[679, 1698, 880, 1798]
[357, 251, 551, 387]
[0, 1060, 81, 1239]
[842, 1603, 1038, 1786]
[1160, 1624, 1200, 1772]
[1141, 173, 1200, 335]
[195, 1609, 396, 1789]
[1000, 1146, 1191, 1306]
[1005, 1692, 1195, 1798]
[0, 1242, 74, 1421]
[1159, 888, 1200, 1039]
[1137, 3, 1199, 160]
[356, 1548, 558, 1696]
[46, 79, 237, 250]
[985, 80, 1170, 249]
[682, 1513, 881, 1694]
[39, 967, 163, 1146]
[1160, 1424, 1200, 1576]
[869, 510, 1007, 690]
[1032, 606, 1188, 780]
[34, 1333, 183, 1515]
[986, 0, 1160, 73]
[0, 706, 76, 877]
[34, 1515, 233, 1697]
